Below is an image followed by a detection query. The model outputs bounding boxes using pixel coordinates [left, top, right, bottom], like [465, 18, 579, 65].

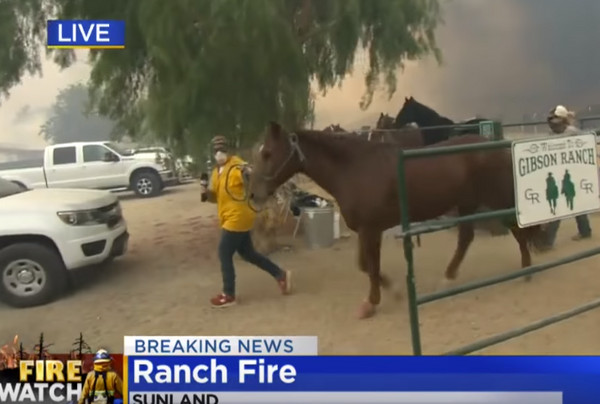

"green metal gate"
[396, 119, 600, 355]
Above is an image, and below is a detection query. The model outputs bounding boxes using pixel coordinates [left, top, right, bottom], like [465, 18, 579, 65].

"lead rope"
[224, 163, 260, 212]
[222, 133, 305, 213]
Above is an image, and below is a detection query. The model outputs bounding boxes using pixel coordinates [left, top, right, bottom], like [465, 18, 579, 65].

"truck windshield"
[104, 142, 132, 156]
[0, 178, 28, 198]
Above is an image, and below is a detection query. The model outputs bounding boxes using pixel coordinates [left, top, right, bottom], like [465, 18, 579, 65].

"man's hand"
[241, 165, 252, 183]
[241, 164, 253, 176]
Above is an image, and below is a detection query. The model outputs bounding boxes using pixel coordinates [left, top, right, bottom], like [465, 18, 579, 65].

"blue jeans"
[218, 229, 284, 296]
[544, 215, 592, 246]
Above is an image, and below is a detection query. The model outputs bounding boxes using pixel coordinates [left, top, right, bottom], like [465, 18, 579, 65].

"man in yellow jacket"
[78, 349, 122, 404]
[201, 135, 292, 307]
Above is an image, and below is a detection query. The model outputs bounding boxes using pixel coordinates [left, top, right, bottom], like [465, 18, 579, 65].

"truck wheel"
[132, 171, 162, 198]
[0, 243, 67, 308]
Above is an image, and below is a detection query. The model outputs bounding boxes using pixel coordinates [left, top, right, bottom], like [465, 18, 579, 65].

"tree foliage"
[0, 0, 51, 98]
[0, 0, 442, 150]
[39, 83, 116, 144]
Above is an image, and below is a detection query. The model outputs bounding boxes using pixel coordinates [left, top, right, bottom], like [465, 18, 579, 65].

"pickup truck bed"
[0, 158, 43, 171]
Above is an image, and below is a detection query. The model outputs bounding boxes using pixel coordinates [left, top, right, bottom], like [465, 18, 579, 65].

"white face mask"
[215, 151, 228, 165]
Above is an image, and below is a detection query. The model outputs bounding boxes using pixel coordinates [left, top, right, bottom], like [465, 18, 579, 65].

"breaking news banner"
[123, 336, 600, 404]
[0, 333, 124, 404]
[47, 20, 125, 49]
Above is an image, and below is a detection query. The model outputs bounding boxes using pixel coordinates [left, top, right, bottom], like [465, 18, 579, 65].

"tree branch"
[300, 20, 339, 44]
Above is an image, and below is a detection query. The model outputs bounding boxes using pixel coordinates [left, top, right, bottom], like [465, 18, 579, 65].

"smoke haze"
[1, 0, 599, 147]
[315, 0, 600, 128]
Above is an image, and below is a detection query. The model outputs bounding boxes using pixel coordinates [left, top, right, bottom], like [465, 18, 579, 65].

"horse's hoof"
[358, 301, 376, 319]
[438, 277, 455, 290]
[524, 274, 533, 282]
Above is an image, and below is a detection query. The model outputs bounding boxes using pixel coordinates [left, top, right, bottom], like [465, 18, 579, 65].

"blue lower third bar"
[129, 391, 562, 404]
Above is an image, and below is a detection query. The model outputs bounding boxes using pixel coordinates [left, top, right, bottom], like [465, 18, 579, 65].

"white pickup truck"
[0, 141, 177, 198]
[132, 146, 195, 182]
[0, 177, 129, 308]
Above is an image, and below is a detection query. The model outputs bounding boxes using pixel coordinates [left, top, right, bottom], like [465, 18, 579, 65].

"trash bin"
[301, 206, 335, 249]
[333, 211, 341, 240]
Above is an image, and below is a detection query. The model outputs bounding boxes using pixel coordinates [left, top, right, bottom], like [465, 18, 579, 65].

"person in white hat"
[539, 105, 592, 250]
[547, 105, 578, 135]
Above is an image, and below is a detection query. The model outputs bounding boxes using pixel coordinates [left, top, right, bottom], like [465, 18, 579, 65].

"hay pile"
[251, 174, 352, 254]
[244, 140, 349, 254]
[251, 179, 299, 255]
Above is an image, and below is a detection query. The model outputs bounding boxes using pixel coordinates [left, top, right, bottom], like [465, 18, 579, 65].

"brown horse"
[376, 113, 396, 129]
[377, 112, 420, 131]
[366, 113, 424, 147]
[249, 122, 544, 319]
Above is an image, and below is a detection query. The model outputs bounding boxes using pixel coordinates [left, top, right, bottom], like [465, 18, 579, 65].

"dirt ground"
[1, 181, 600, 355]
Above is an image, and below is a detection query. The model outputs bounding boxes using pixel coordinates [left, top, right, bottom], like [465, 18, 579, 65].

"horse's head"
[249, 121, 304, 206]
[376, 113, 395, 129]
[394, 96, 419, 127]
[395, 96, 441, 128]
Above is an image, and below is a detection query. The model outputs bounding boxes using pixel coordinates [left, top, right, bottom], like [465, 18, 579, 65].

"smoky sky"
[2, 0, 599, 144]
[317, 0, 600, 129]
[416, 0, 600, 121]
[520, 0, 600, 104]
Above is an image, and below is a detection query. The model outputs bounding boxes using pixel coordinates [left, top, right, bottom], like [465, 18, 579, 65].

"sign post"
[512, 133, 600, 228]
[478, 120, 503, 140]
[478, 121, 495, 139]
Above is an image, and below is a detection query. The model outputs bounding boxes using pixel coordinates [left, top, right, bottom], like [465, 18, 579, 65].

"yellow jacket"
[209, 155, 256, 232]
[78, 364, 123, 404]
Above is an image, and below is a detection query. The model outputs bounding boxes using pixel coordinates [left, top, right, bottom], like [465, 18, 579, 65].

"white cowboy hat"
[553, 105, 569, 118]
[552, 105, 575, 119]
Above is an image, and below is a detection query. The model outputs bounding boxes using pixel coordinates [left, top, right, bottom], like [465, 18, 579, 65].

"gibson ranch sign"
[512, 133, 600, 227]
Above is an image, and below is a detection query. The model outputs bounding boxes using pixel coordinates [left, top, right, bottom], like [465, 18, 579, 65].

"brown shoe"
[210, 293, 236, 308]
[277, 270, 292, 295]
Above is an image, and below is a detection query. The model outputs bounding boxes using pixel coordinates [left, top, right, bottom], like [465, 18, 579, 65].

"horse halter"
[260, 132, 306, 182]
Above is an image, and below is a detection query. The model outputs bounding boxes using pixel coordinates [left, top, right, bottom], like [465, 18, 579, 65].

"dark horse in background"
[249, 122, 544, 319]
[387, 96, 490, 145]
[388, 97, 509, 236]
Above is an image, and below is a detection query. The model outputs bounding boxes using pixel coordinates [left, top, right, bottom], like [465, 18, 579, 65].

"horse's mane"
[412, 98, 438, 116]
[403, 98, 455, 124]
[298, 130, 391, 147]
[295, 129, 412, 146]
[296, 129, 370, 144]
[293, 129, 402, 163]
